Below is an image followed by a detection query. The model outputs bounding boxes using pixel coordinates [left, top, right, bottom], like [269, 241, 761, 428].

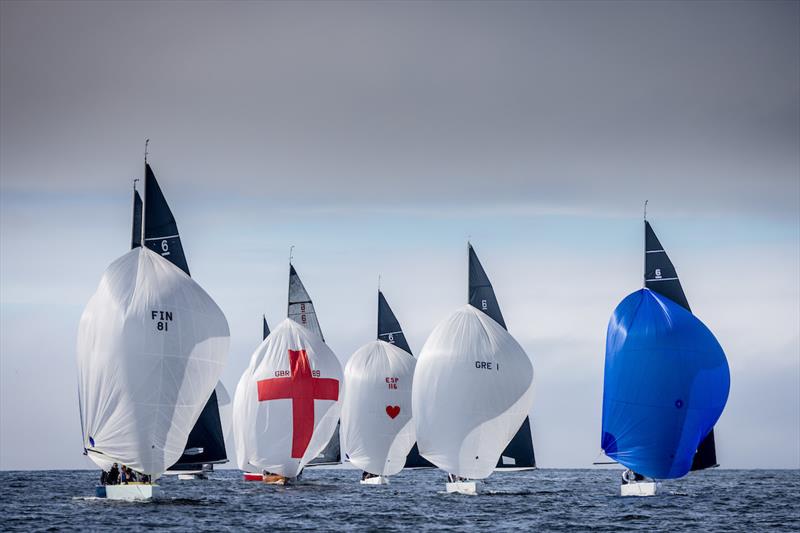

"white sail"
[77, 248, 230, 475]
[232, 318, 342, 478]
[412, 304, 534, 479]
[341, 340, 416, 477]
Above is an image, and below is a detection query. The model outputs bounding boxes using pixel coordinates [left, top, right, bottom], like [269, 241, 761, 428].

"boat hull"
[446, 481, 480, 495]
[243, 473, 263, 482]
[620, 481, 659, 497]
[177, 473, 208, 480]
[360, 475, 389, 485]
[95, 484, 162, 500]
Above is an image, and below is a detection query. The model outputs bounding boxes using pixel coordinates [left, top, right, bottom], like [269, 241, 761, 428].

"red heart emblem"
[386, 405, 401, 419]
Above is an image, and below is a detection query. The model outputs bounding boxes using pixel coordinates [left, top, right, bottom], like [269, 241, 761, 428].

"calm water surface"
[1, 469, 798, 531]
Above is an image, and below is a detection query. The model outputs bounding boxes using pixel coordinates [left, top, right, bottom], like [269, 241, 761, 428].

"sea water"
[1, 469, 798, 531]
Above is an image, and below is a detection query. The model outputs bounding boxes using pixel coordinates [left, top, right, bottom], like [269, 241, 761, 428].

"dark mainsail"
[140, 162, 227, 468]
[644, 220, 690, 311]
[131, 188, 142, 249]
[468, 243, 536, 469]
[468, 244, 506, 329]
[376, 290, 435, 469]
[288, 263, 340, 466]
[143, 163, 190, 276]
[263, 315, 271, 341]
[377, 290, 412, 355]
[644, 219, 718, 471]
[288, 264, 324, 341]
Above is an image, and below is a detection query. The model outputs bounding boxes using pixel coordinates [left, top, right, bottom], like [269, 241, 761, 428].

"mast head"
[644, 199, 648, 221]
[144, 138, 150, 164]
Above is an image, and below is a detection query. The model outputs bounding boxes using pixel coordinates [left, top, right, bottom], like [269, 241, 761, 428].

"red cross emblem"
[257, 349, 339, 459]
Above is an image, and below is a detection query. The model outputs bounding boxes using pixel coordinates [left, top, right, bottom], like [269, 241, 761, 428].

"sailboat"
[232, 262, 343, 484]
[600, 211, 730, 496]
[341, 290, 418, 485]
[288, 263, 343, 467]
[131, 162, 229, 480]
[376, 292, 436, 470]
[77, 157, 230, 500]
[412, 243, 535, 494]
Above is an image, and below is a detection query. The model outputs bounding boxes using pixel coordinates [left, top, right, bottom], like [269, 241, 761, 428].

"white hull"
[620, 481, 659, 497]
[96, 484, 162, 500]
[177, 473, 207, 480]
[446, 481, 480, 495]
[360, 475, 389, 485]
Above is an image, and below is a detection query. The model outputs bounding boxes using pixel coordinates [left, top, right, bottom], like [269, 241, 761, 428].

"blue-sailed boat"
[601, 215, 730, 489]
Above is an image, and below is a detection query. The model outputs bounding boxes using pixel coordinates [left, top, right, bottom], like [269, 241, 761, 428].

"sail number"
[160, 239, 171, 257]
[385, 377, 399, 390]
[475, 361, 499, 371]
[151, 310, 173, 332]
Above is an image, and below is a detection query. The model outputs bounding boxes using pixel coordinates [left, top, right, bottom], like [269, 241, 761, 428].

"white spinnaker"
[412, 305, 534, 479]
[341, 340, 416, 476]
[77, 248, 230, 475]
[232, 319, 342, 478]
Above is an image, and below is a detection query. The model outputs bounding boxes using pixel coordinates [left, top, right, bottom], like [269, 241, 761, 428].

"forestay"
[77, 247, 230, 475]
[601, 288, 730, 479]
[412, 305, 534, 479]
[341, 340, 416, 477]
[233, 319, 342, 478]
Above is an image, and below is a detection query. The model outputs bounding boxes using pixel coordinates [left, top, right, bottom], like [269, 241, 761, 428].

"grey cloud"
[1, 1, 797, 217]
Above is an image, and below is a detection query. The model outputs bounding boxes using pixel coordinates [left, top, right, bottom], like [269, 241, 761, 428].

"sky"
[0, 0, 798, 470]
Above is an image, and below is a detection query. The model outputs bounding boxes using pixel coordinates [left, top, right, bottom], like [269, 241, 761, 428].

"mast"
[643, 214, 718, 471]
[467, 243, 536, 469]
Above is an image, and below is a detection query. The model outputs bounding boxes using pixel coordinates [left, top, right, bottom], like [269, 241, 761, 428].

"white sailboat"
[341, 291, 417, 486]
[412, 244, 534, 495]
[232, 319, 342, 483]
[77, 245, 230, 500]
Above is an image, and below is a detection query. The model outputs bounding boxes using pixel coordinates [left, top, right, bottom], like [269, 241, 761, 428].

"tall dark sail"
[288, 264, 324, 341]
[644, 219, 718, 471]
[140, 162, 226, 468]
[263, 315, 271, 341]
[644, 221, 690, 311]
[143, 163, 190, 276]
[377, 291, 412, 355]
[468, 243, 506, 329]
[468, 243, 536, 469]
[287, 263, 340, 466]
[131, 188, 142, 249]
[170, 389, 227, 466]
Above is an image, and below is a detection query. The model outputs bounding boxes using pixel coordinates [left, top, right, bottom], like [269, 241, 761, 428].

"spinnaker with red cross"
[233, 318, 343, 479]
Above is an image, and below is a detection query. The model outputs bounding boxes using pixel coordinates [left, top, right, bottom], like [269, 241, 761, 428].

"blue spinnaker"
[601, 289, 730, 479]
